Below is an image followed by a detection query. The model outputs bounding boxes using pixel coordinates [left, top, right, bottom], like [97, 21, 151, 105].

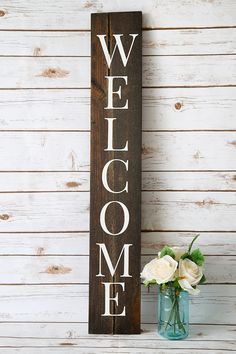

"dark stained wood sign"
[89, 11, 142, 334]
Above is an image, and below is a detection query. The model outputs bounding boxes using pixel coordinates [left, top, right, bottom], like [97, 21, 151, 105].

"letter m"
[96, 243, 132, 277]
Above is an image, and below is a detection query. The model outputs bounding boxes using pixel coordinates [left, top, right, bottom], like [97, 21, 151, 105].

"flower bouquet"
[141, 235, 206, 340]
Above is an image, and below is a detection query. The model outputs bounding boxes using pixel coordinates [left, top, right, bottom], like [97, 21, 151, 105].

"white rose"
[141, 255, 178, 284]
[178, 258, 203, 295]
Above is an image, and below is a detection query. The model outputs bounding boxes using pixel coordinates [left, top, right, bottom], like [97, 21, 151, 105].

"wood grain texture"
[0, 339, 232, 351]
[0, 322, 234, 348]
[0, 57, 89, 89]
[143, 55, 236, 87]
[0, 192, 89, 232]
[0, 28, 235, 56]
[0, 56, 236, 88]
[141, 232, 236, 256]
[0, 172, 90, 191]
[0, 0, 235, 29]
[142, 191, 236, 231]
[0, 31, 91, 56]
[0, 89, 90, 131]
[142, 172, 236, 191]
[0, 323, 234, 342]
[89, 11, 142, 334]
[1, 192, 236, 232]
[0, 232, 89, 255]
[1, 132, 236, 171]
[1, 87, 236, 131]
[1, 171, 236, 192]
[0, 256, 89, 284]
[142, 87, 236, 131]
[143, 28, 236, 56]
[0, 230, 234, 258]
[0, 132, 90, 171]
[0, 231, 235, 256]
[0, 255, 233, 284]
[0, 284, 233, 324]
[142, 132, 236, 171]
[0, 325, 234, 350]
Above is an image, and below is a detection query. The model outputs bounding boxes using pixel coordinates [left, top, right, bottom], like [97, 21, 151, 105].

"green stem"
[164, 295, 177, 331]
[164, 290, 186, 335]
[176, 298, 186, 334]
[188, 234, 200, 254]
[173, 304, 177, 335]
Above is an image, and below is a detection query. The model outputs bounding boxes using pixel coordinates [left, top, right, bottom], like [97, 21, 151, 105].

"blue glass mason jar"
[157, 285, 189, 340]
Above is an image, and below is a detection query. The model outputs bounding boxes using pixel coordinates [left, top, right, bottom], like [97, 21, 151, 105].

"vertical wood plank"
[89, 11, 142, 334]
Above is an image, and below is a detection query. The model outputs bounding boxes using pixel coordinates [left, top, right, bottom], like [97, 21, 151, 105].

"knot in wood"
[175, 102, 182, 110]
[66, 181, 80, 188]
[0, 214, 9, 220]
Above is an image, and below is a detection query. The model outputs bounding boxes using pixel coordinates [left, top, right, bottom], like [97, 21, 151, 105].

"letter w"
[97, 34, 138, 68]
[96, 243, 132, 277]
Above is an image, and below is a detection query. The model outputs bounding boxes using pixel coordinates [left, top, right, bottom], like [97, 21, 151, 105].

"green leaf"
[160, 283, 168, 291]
[143, 279, 157, 287]
[191, 248, 205, 266]
[159, 246, 175, 259]
[180, 252, 190, 260]
[199, 274, 206, 284]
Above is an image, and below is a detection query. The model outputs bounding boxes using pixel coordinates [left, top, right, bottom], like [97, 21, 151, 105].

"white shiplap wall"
[0, 1, 235, 353]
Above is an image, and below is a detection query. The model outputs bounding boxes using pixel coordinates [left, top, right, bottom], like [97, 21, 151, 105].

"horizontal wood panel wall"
[0, 0, 235, 352]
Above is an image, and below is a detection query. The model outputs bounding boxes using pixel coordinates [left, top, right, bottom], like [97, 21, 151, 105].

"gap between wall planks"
[0, 0, 235, 345]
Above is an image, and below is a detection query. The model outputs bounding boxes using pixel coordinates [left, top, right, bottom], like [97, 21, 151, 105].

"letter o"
[100, 201, 129, 236]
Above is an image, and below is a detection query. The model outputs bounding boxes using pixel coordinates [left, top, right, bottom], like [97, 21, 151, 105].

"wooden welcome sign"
[89, 11, 142, 334]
